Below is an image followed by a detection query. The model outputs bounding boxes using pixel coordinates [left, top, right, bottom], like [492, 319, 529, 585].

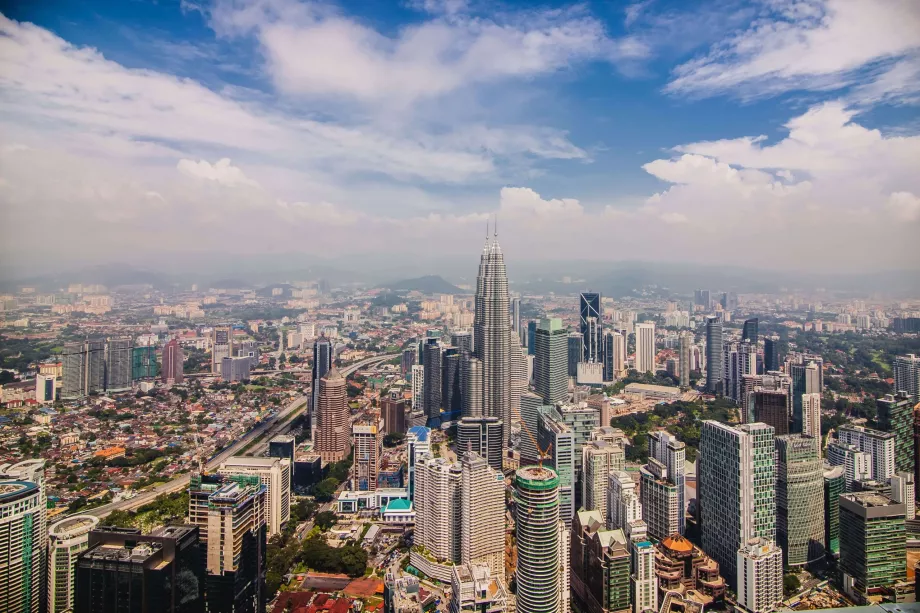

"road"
[74, 353, 395, 519]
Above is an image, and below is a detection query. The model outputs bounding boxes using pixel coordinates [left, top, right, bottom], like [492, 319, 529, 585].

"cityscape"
[2, 2, 920, 613]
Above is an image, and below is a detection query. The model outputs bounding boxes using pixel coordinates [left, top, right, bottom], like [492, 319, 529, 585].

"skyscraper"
[456, 416, 504, 473]
[570, 509, 631, 613]
[791, 361, 821, 434]
[837, 424, 896, 483]
[423, 338, 443, 427]
[462, 356, 483, 418]
[893, 354, 920, 403]
[510, 333, 528, 423]
[581, 440, 625, 519]
[736, 538, 783, 613]
[763, 336, 780, 372]
[310, 335, 332, 423]
[520, 392, 550, 465]
[827, 442, 872, 492]
[62, 340, 105, 399]
[533, 318, 568, 405]
[567, 332, 582, 378]
[511, 297, 522, 338]
[823, 464, 844, 556]
[217, 456, 292, 536]
[352, 420, 383, 491]
[315, 368, 350, 463]
[579, 292, 602, 363]
[0, 479, 46, 613]
[741, 318, 759, 346]
[411, 364, 425, 412]
[514, 467, 560, 613]
[641, 431, 686, 539]
[877, 392, 915, 474]
[704, 317, 723, 394]
[401, 347, 417, 377]
[608, 471, 641, 532]
[699, 421, 776, 588]
[48, 515, 99, 613]
[527, 320, 537, 356]
[634, 322, 656, 374]
[537, 411, 577, 526]
[452, 330, 473, 356]
[442, 348, 462, 420]
[474, 232, 512, 445]
[105, 337, 132, 391]
[381, 395, 408, 435]
[801, 392, 822, 439]
[775, 435, 824, 567]
[678, 331, 691, 389]
[406, 426, 431, 501]
[460, 451, 505, 578]
[839, 492, 906, 603]
[694, 289, 711, 310]
[414, 457, 461, 564]
[161, 338, 185, 384]
[211, 327, 232, 374]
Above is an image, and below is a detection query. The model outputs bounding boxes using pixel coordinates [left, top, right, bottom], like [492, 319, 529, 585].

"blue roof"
[408, 426, 430, 441]
[384, 499, 412, 512]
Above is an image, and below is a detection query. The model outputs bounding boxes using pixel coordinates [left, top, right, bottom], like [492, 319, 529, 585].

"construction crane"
[519, 420, 552, 468]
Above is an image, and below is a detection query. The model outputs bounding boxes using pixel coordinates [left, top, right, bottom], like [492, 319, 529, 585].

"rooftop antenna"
[494, 214, 498, 237]
[486, 218, 489, 240]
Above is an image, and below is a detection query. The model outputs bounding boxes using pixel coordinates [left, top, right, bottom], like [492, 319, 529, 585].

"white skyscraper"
[411, 364, 425, 410]
[48, 515, 99, 613]
[608, 471, 641, 531]
[827, 442, 873, 491]
[460, 451, 505, 578]
[894, 354, 920, 403]
[737, 537, 784, 613]
[631, 537, 658, 613]
[217, 456, 292, 535]
[415, 456, 461, 563]
[801, 392, 822, 438]
[581, 440, 625, 519]
[612, 330, 627, 378]
[837, 424, 896, 483]
[890, 472, 916, 519]
[634, 323, 656, 374]
[510, 333, 528, 424]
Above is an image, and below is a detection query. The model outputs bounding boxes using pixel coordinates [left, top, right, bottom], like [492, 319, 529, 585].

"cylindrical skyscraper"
[48, 515, 99, 613]
[514, 466, 560, 613]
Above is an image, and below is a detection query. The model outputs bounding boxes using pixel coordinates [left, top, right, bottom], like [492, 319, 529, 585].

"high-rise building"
[474, 233, 512, 445]
[571, 509, 630, 613]
[460, 452, 505, 578]
[694, 289, 711, 310]
[315, 368, 350, 463]
[763, 337, 780, 372]
[581, 440, 625, 519]
[567, 332, 583, 378]
[723, 341, 756, 403]
[678, 332, 691, 389]
[704, 318, 723, 394]
[442, 348, 462, 420]
[401, 347, 417, 377]
[161, 338, 185, 384]
[837, 424, 896, 484]
[48, 515, 99, 613]
[634, 322, 656, 374]
[827, 443, 872, 492]
[411, 364, 425, 412]
[406, 426, 430, 501]
[537, 411, 576, 526]
[801, 392, 822, 439]
[699, 421, 775, 588]
[736, 538, 783, 613]
[74, 525, 204, 613]
[640, 432, 686, 540]
[877, 392, 915, 474]
[452, 330, 473, 356]
[514, 467, 560, 613]
[132, 344, 159, 380]
[839, 492, 906, 603]
[893, 354, 920, 404]
[105, 337, 132, 391]
[608, 471, 641, 533]
[0, 477, 46, 613]
[310, 335, 332, 420]
[462, 356, 483, 418]
[741, 318, 759, 346]
[890, 471, 916, 519]
[527, 320, 537, 356]
[823, 464, 845, 556]
[212, 327, 232, 374]
[221, 356, 250, 382]
[381, 395, 408, 435]
[35, 372, 55, 403]
[510, 333, 528, 423]
[450, 564, 511, 613]
[415, 457, 461, 564]
[456, 417, 503, 473]
[217, 457, 291, 538]
[511, 297, 522, 337]
[62, 340, 105, 399]
[752, 387, 790, 434]
[534, 318, 568, 405]
[520, 392, 550, 465]
[353, 420, 383, 491]
[423, 338, 443, 427]
[775, 435, 824, 567]
[790, 361, 822, 434]
[580, 292, 603, 363]
[188, 474, 267, 613]
[631, 535, 658, 613]
[268, 435, 296, 483]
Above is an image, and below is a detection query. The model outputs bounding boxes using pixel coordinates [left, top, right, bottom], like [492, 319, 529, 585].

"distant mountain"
[381, 275, 464, 295]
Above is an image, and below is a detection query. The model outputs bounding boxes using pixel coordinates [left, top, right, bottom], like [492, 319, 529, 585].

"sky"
[1, 0, 919, 277]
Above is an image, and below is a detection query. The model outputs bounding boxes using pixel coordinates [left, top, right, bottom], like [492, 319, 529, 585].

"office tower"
[514, 467, 560, 613]
[411, 364, 425, 411]
[775, 435, 824, 567]
[62, 340, 105, 399]
[678, 332, 691, 388]
[580, 292, 603, 363]
[474, 232, 512, 445]
[520, 392, 550, 464]
[452, 330, 473, 356]
[74, 525, 204, 613]
[741, 318, 759, 346]
[827, 443, 872, 492]
[105, 337, 132, 391]
[537, 412, 576, 526]
[462, 356, 483, 418]
[631, 536, 658, 613]
[0, 479, 46, 612]
[211, 327, 232, 374]
[894, 354, 920, 403]
[823, 464, 844, 556]
[603, 331, 614, 382]
[608, 471, 641, 532]
[641, 433, 686, 540]
[456, 417, 503, 473]
[839, 492, 906, 603]
[723, 341, 756, 403]
[558, 519, 570, 613]
[310, 335, 332, 415]
[381, 396, 408, 435]
[352, 420, 383, 491]
[694, 289, 711, 310]
[751, 388, 790, 435]
[132, 344, 159, 380]
[35, 372, 55, 403]
[581, 440, 625, 518]
[526, 320, 537, 355]
[790, 361, 821, 433]
[423, 338, 443, 427]
[567, 332, 582, 377]
[161, 338, 185, 384]
[450, 564, 511, 613]
[699, 421, 775, 588]
[315, 368, 350, 463]
[534, 318, 568, 405]
[48, 515, 99, 613]
[634, 322, 656, 374]
[401, 347, 417, 376]
[217, 456, 292, 536]
[268, 434, 295, 483]
[460, 452, 505, 577]
[406, 426, 431, 500]
[415, 457, 461, 563]
[763, 336, 780, 372]
[221, 356, 251, 382]
[801, 392, 822, 438]
[571, 509, 630, 613]
[443, 348, 462, 419]
[890, 471, 916, 519]
[736, 538, 783, 613]
[511, 297, 522, 336]
[704, 317, 723, 394]
[837, 424, 896, 483]
[510, 333, 528, 422]
[878, 392, 915, 474]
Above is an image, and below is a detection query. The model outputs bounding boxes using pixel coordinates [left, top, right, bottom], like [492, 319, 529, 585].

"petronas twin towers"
[474, 230, 512, 444]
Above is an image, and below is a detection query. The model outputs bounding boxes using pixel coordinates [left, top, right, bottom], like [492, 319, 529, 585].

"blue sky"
[1, 0, 919, 272]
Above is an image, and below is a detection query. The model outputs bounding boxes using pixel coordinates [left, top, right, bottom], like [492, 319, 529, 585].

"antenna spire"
[486, 218, 489, 241]
[494, 214, 498, 237]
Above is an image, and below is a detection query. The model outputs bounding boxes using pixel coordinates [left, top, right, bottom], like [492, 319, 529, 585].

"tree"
[314, 511, 338, 531]
[313, 478, 339, 502]
[383, 432, 405, 448]
[783, 573, 801, 597]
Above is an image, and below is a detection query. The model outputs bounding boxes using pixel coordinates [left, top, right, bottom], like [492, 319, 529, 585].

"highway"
[74, 353, 396, 519]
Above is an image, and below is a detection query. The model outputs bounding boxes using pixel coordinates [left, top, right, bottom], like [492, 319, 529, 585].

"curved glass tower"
[514, 466, 560, 613]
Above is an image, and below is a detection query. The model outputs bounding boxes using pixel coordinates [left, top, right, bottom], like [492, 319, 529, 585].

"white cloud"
[888, 192, 920, 222]
[499, 186, 584, 218]
[178, 158, 259, 187]
[666, 0, 920, 102]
